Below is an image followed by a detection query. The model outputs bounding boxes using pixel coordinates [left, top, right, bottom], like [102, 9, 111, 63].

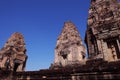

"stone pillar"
[99, 39, 104, 58]
[97, 40, 102, 54]
[27, 76, 30, 80]
[117, 39, 120, 52]
[101, 40, 108, 61]
[17, 64, 24, 71]
[54, 50, 58, 64]
[72, 75, 76, 80]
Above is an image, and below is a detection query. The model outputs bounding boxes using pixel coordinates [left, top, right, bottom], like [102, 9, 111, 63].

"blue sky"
[0, 0, 90, 71]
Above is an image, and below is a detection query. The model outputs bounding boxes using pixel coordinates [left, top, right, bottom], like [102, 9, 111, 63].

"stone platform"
[12, 59, 120, 80]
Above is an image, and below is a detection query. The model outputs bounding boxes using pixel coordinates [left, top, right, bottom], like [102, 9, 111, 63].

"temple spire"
[52, 21, 86, 68]
[0, 32, 27, 72]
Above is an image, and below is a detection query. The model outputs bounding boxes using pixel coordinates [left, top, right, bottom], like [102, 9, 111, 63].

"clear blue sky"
[0, 0, 90, 71]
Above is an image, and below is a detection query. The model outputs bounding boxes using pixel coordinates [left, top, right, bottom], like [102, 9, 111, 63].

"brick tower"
[0, 32, 27, 72]
[53, 21, 86, 68]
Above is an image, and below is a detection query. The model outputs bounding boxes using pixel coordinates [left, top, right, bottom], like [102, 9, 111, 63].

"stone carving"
[0, 32, 27, 72]
[53, 21, 86, 68]
[85, 0, 120, 61]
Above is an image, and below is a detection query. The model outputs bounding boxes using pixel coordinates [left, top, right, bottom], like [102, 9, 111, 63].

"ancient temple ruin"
[85, 0, 120, 61]
[1, 0, 120, 80]
[0, 32, 27, 72]
[53, 21, 86, 68]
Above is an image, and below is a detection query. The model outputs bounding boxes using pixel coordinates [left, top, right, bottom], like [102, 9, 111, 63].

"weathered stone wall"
[15, 72, 120, 80]
[14, 60, 120, 80]
[85, 0, 120, 61]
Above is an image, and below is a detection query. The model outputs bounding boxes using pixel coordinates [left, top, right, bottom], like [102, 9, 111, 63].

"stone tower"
[53, 21, 86, 68]
[85, 0, 120, 61]
[0, 32, 27, 71]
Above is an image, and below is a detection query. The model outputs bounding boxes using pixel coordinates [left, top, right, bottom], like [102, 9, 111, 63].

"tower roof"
[53, 21, 86, 67]
[87, 0, 120, 33]
[57, 21, 82, 45]
[4, 32, 25, 48]
[0, 32, 27, 71]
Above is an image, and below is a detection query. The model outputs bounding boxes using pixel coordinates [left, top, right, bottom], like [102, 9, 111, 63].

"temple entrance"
[13, 63, 20, 72]
[106, 37, 120, 60]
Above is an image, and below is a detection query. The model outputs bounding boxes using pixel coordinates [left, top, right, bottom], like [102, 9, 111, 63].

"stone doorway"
[106, 37, 120, 60]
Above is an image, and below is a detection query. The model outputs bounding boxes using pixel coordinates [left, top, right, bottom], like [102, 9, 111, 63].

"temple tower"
[53, 21, 86, 68]
[85, 0, 120, 61]
[0, 32, 27, 71]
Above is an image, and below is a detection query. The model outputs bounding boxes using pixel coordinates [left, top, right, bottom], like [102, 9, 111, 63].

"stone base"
[14, 59, 120, 80]
[50, 60, 86, 69]
[0, 70, 13, 80]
